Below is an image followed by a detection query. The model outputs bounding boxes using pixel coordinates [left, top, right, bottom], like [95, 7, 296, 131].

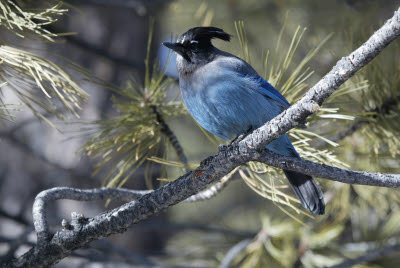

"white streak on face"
[190, 40, 199, 44]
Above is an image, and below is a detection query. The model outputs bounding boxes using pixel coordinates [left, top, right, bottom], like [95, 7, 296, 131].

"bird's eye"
[189, 40, 199, 48]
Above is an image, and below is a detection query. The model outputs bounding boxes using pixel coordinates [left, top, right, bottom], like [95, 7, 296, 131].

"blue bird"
[163, 27, 325, 215]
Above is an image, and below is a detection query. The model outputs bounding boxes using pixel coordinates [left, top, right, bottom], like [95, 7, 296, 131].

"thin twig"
[95, 239, 155, 265]
[134, 220, 256, 238]
[151, 105, 188, 168]
[68, 0, 173, 12]
[327, 243, 400, 268]
[46, 25, 144, 70]
[0, 229, 32, 264]
[255, 149, 400, 187]
[184, 179, 231, 202]
[220, 239, 253, 268]
[0, 208, 30, 226]
[316, 95, 400, 147]
[2, 133, 92, 181]
[184, 170, 238, 202]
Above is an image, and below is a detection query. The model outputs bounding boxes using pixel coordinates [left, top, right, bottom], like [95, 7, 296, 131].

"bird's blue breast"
[179, 56, 296, 157]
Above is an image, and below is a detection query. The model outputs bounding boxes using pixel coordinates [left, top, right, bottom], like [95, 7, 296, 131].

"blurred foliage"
[82, 21, 186, 188]
[358, 42, 400, 158]
[0, 1, 87, 124]
[0, 1, 65, 40]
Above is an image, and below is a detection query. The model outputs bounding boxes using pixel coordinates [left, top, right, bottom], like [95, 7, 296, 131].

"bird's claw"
[297, 120, 308, 129]
[218, 144, 227, 152]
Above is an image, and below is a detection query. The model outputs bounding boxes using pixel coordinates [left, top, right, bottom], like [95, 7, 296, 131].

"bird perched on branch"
[163, 27, 325, 215]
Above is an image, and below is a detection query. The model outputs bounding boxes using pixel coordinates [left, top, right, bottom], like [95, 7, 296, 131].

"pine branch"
[32, 183, 238, 243]
[0, 132, 91, 182]
[69, 0, 174, 10]
[32, 187, 152, 243]
[94, 239, 155, 265]
[151, 105, 188, 168]
[183, 177, 233, 202]
[137, 220, 256, 238]
[317, 92, 400, 147]
[46, 25, 145, 71]
[255, 149, 400, 187]
[327, 243, 400, 268]
[237, 6, 400, 152]
[4, 6, 400, 268]
[220, 239, 253, 268]
[0, 229, 33, 264]
[0, 209, 30, 226]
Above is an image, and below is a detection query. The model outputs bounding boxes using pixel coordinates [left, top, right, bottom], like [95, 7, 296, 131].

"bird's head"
[162, 27, 231, 66]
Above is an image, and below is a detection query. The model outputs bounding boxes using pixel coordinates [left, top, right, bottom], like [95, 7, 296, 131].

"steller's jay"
[163, 27, 325, 215]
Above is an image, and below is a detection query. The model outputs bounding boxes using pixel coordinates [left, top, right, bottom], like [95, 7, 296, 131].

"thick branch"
[32, 181, 236, 244]
[32, 187, 152, 243]
[6, 7, 400, 268]
[255, 149, 400, 187]
[31, 149, 400, 245]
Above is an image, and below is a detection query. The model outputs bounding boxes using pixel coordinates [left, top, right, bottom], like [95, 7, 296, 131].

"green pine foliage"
[0, 1, 87, 123]
[82, 21, 186, 188]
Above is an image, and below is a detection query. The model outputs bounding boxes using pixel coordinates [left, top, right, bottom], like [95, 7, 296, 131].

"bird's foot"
[230, 127, 253, 145]
[218, 144, 228, 152]
[297, 120, 308, 129]
[230, 133, 246, 145]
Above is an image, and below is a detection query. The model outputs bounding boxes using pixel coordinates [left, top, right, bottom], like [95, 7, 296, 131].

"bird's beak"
[162, 42, 185, 56]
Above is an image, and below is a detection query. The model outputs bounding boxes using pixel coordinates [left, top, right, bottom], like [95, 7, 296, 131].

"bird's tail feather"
[283, 170, 325, 215]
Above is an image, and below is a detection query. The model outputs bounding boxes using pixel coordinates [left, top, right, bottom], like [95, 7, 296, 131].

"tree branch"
[237, 7, 400, 152]
[220, 239, 253, 268]
[184, 171, 235, 202]
[0, 208, 30, 226]
[32, 180, 239, 244]
[316, 95, 400, 147]
[32, 187, 152, 243]
[53, 27, 144, 70]
[5, 7, 400, 268]
[151, 105, 188, 168]
[327, 243, 400, 268]
[68, 0, 174, 12]
[255, 149, 400, 187]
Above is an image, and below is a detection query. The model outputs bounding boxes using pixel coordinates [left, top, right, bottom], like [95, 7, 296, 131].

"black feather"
[179, 27, 231, 43]
[284, 170, 325, 215]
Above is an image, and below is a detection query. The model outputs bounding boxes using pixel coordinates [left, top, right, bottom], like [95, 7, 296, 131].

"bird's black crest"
[179, 27, 231, 43]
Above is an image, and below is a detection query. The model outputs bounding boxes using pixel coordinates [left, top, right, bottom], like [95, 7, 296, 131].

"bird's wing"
[215, 55, 291, 111]
[247, 75, 291, 110]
